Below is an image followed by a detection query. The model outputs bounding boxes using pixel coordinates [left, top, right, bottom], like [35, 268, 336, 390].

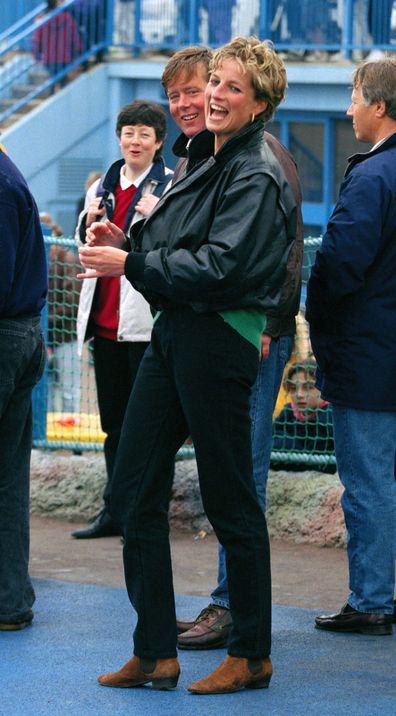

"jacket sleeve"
[306, 171, 388, 325]
[125, 173, 288, 306]
[0, 198, 19, 313]
[74, 179, 101, 246]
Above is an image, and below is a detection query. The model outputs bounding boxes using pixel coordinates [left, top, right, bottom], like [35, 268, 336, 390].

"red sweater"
[91, 183, 136, 340]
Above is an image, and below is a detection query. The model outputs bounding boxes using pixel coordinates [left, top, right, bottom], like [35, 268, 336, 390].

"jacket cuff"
[125, 252, 146, 283]
[78, 214, 87, 244]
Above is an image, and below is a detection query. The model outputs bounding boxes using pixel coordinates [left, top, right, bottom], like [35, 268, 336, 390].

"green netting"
[32, 235, 335, 469]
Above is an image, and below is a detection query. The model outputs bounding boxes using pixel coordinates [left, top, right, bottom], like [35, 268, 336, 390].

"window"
[289, 122, 324, 202]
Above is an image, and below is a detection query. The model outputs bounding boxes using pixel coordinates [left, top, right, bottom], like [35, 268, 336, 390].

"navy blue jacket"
[306, 132, 396, 410]
[0, 152, 47, 318]
[77, 157, 172, 243]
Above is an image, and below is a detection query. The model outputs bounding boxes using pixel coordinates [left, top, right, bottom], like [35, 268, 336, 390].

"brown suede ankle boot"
[98, 655, 180, 690]
[188, 654, 272, 694]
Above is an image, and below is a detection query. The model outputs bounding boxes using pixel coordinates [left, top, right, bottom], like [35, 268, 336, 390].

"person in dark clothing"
[367, 0, 394, 55]
[0, 149, 47, 631]
[79, 37, 297, 695]
[32, 0, 82, 86]
[72, 100, 172, 539]
[306, 58, 396, 636]
[160, 45, 303, 652]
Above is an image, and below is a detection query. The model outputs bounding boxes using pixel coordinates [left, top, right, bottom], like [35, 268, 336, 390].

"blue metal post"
[189, 0, 199, 44]
[343, 0, 354, 60]
[258, 0, 270, 40]
[134, 0, 143, 56]
[105, 0, 115, 48]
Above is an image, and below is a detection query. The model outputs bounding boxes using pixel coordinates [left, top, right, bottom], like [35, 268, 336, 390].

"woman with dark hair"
[79, 37, 298, 694]
[73, 100, 173, 539]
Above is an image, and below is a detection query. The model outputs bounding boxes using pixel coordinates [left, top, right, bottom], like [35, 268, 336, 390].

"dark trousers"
[110, 308, 272, 660]
[92, 336, 149, 506]
[0, 317, 45, 623]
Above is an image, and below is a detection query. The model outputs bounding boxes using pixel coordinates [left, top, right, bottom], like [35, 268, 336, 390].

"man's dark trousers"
[0, 316, 45, 624]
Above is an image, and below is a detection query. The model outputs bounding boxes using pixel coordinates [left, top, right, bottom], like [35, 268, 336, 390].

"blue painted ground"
[1, 579, 395, 716]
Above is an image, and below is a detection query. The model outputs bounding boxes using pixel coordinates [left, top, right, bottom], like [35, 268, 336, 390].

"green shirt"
[219, 309, 267, 351]
[154, 309, 266, 352]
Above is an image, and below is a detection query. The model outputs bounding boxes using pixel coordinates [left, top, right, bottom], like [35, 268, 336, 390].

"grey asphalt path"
[30, 515, 349, 610]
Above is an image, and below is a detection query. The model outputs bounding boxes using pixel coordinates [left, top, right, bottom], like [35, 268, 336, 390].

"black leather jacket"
[125, 121, 298, 314]
[171, 128, 303, 336]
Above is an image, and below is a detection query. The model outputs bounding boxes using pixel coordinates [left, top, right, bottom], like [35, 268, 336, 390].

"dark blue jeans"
[110, 307, 272, 660]
[211, 334, 293, 608]
[332, 406, 396, 614]
[0, 316, 45, 624]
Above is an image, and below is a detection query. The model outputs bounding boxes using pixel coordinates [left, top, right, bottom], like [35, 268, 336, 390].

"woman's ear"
[255, 99, 268, 117]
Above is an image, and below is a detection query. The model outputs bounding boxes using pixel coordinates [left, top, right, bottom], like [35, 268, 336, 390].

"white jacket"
[75, 159, 172, 355]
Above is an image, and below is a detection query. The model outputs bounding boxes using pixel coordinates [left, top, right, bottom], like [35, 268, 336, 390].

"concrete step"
[0, 112, 25, 128]
[0, 97, 42, 113]
[12, 83, 52, 99]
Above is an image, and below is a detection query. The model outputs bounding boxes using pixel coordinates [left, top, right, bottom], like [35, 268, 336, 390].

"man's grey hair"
[353, 58, 396, 121]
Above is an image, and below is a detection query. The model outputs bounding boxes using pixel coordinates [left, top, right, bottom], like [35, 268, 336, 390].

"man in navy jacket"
[306, 58, 396, 635]
[0, 148, 47, 631]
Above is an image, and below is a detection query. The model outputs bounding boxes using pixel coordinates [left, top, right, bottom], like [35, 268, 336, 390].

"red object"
[33, 11, 82, 67]
[92, 182, 136, 340]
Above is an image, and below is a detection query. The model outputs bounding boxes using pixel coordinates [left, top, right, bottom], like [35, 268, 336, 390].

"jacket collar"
[173, 121, 264, 168]
[172, 129, 214, 163]
[211, 119, 265, 165]
[346, 130, 396, 175]
[102, 156, 168, 192]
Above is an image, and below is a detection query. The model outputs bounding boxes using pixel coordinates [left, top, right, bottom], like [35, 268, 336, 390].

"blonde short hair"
[211, 36, 287, 122]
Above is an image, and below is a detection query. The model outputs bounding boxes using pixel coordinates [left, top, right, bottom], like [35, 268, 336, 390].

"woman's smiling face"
[205, 58, 268, 150]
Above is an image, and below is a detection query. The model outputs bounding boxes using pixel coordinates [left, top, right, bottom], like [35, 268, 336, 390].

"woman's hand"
[78, 245, 127, 279]
[135, 194, 160, 217]
[86, 197, 106, 227]
[85, 219, 126, 248]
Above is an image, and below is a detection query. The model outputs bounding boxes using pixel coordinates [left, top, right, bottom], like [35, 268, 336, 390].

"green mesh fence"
[32, 236, 335, 470]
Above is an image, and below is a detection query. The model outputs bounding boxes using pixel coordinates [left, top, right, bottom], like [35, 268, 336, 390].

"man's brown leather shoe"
[188, 655, 272, 694]
[315, 603, 393, 635]
[98, 655, 180, 690]
[177, 604, 233, 649]
[176, 615, 197, 634]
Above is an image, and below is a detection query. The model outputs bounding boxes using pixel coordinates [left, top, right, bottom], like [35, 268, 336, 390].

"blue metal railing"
[0, 0, 110, 124]
[1, 1, 395, 125]
[128, 0, 396, 55]
[2, 1, 396, 54]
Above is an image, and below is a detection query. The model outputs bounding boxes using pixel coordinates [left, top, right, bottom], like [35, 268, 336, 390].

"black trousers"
[110, 307, 272, 660]
[92, 336, 149, 506]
